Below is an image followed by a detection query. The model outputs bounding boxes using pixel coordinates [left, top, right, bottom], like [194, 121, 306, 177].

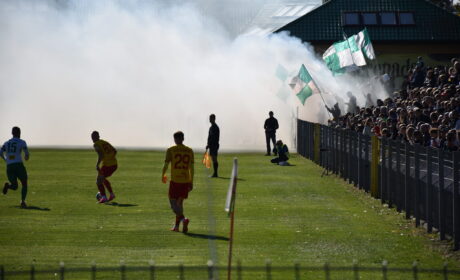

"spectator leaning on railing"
[328, 57, 460, 151]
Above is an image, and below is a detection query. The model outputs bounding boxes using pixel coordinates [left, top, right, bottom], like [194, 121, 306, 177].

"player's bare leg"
[169, 197, 188, 232]
[176, 197, 189, 233]
[104, 179, 115, 201]
[96, 175, 108, 203]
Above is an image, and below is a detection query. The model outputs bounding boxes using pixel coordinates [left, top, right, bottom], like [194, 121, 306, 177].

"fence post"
[438, 149, 446, 240]
[412, 261, 418, 280]
[358, 134, 363, 189]
[443, 262, 448, 280]
[453, 152, 460, 250]
[314, 123, 320, 164]
[395, 140, 401, 212]
[30, 264, 35, 280]
[207, 260, 214, 280]
[335, 128, 339, 174]
[348, 131, 353, 184]
[381, 138, 386, 203]
[237, 260, 242, 280]
[294, 263, 300, 280]
[338, 129, 345, 178]
[405, 142, 411, 219]
[265, 260, 272, 280]
[364, 136, 370, 191]
[387, 139, 393, 207]
[324, 263, 330, 280]
[60, 261, 65, 280]
[381, 260, 388, 280]
[149, 260, 155, 280]
[352, 260, 359, 280]
[91, 262, 96, 280]
[426, 148, 433, 233]
[120, 260, 126, 280]
[414, 144, 420, 227]
[371, 135, 380, 198]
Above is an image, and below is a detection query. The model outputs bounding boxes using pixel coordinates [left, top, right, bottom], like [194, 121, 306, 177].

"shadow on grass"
[185, 232, 229, 241]
[107, 202, 138, 207]
[13, 205, 51, 211]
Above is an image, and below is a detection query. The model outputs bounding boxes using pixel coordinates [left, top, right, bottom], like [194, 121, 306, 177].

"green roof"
[275, 0, 460, 42]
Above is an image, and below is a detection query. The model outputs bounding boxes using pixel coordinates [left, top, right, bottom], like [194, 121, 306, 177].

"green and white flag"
[322, 36, 366, 75]
[356, 28, 375, 60]
[322, 29, 375, 75]
[289, 64, 320, 105]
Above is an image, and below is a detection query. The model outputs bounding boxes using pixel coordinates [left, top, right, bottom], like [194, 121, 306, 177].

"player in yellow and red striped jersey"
[161, 131, 194, 233]
[92, 131, 117, 203]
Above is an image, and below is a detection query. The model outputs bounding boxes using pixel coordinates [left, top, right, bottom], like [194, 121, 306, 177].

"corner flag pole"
[225, 158, 238, 280]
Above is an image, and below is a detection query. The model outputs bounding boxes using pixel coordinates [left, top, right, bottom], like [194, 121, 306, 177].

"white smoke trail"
[0, 0, 387, 151]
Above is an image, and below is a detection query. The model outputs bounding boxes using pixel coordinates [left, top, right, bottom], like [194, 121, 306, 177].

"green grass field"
[0, 150, 459, 279]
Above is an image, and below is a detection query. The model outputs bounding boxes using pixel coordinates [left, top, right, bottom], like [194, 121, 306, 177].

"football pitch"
[0, 149, 459, 279]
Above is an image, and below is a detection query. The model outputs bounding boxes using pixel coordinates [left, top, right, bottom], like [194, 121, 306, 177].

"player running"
[162, 131, 194, 233]
[1, 127, 30, 208]
[91, 131, 117, 203]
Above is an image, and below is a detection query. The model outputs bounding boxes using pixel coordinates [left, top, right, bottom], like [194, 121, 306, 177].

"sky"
[0, 0, 387, 151]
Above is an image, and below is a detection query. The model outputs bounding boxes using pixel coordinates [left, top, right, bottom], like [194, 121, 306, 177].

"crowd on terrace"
[330, 57, 460, 151]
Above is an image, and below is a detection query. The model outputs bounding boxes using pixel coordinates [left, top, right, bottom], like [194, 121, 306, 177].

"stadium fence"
[297, 120, 460, 250]
[1, 261, 460, 280]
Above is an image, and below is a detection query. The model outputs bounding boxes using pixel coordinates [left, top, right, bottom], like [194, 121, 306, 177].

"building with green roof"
[276, 0, 460, 84]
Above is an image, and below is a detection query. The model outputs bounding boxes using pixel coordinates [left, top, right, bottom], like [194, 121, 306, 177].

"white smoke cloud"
[0, 0, 387, 151]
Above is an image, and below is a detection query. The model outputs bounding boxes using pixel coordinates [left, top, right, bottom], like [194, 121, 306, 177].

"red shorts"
[169, 181, 192, 199]
[99, 165, 117, 177]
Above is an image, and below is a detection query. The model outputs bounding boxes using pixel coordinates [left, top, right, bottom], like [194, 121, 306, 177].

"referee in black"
[206, 114, 220, 177]
[264, 111, 279, 156]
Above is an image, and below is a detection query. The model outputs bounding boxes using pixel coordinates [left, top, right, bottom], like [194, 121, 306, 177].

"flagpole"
[318, 91, 333, 120]
[303, 64, 333, 120]
[227, 205, 235, 280]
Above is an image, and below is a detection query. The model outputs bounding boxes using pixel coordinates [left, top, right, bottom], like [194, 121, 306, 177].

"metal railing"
[297, 120, 460, 250]
[1, 261, 459, 280]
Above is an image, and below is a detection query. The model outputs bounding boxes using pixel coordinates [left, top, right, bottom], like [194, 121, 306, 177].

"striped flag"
[289, 64, 321, 105]
[322, 29, 375, 75]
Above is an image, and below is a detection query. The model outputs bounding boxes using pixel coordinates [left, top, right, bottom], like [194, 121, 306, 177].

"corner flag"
[225, 158, 238, 214]
[226, 158, 238, 280]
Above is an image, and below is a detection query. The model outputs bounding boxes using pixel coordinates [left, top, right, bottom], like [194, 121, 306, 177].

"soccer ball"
[96, 192, 102, 201]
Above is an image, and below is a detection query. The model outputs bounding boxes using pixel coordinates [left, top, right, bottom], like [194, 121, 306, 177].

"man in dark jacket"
[206, 114, 220, 177]
[264, 111, 279, 156]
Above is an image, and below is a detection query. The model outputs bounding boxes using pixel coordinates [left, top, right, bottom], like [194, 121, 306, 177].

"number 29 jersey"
[165, 144, 194, 183]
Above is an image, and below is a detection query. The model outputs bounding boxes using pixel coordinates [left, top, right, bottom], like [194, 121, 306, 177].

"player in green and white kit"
[1, 127, 30, 208]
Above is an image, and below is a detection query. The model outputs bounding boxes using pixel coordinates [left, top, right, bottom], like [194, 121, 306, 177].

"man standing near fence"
[162, 131, 194, 233]
[264, 111, 279, 156]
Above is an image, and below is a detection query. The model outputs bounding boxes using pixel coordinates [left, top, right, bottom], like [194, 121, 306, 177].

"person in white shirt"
[0, 127, 30, 208]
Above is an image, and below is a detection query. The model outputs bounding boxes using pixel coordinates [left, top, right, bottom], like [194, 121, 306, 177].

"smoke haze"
[0, 0, 387, 151]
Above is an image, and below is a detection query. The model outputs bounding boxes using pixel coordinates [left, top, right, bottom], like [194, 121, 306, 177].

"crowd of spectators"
[330, 57, 460, 151]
